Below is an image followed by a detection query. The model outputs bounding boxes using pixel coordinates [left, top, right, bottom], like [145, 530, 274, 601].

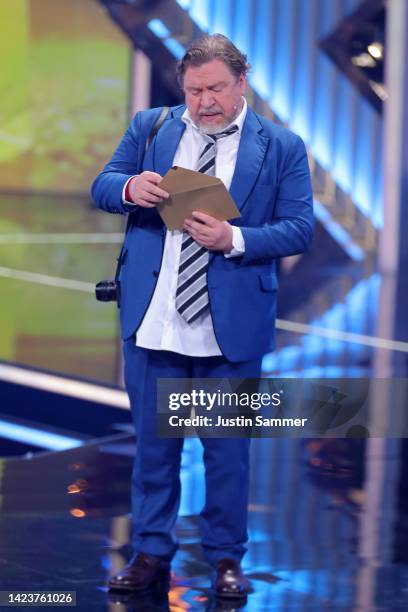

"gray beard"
[198, 119, 230, 135]
[197, 101, 242, 135]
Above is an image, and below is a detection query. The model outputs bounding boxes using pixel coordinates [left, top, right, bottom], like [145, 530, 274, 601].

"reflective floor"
[1, 433, 408, 611]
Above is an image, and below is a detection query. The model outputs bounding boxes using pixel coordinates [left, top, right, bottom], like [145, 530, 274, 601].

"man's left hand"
[183, 211, 233, 253]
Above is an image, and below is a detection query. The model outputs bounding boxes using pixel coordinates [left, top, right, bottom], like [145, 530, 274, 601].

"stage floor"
[1, 433, 407, 611]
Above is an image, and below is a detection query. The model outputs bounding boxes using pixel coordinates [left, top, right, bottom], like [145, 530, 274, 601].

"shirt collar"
[181, 97, 247, 135]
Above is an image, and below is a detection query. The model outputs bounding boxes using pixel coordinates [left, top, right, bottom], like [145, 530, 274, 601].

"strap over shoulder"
[144, 106, 169, 154]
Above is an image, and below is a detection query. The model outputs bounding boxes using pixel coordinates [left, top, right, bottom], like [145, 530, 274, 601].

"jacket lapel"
[229, 107, 269, 211]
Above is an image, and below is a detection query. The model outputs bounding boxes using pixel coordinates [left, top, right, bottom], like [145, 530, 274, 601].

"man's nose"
[200, 90, 215, 108]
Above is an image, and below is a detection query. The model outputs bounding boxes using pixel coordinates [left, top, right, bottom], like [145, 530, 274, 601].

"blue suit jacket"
[91, 105, 314, 362]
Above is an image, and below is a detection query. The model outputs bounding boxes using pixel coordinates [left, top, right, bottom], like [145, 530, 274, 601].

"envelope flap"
[159, 166, 222, 195]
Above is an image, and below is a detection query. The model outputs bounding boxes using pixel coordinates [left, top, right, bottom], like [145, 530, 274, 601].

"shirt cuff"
[224, 226, 245, 258]
[122, 175, 138, 206]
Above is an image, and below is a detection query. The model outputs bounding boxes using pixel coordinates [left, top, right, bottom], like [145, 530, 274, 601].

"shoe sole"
[215, 593, 248, 599]
[108, 572, 170, 593]
[215, 589, 250, 600]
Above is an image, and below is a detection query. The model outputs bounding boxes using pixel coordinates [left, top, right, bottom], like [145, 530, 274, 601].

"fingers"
[140, 189, 166, 204]
[183, 221, 213, 246]
[147, 184, 170, 200]
[184, 214, 220, 236]
[141, 172, 169, 198]
[190, 210, 217, 226]
[129, 172, 169, 207]
[183, 219, 210, 237]
[142, 171, 163, 184]
[183, 218, 232, 252]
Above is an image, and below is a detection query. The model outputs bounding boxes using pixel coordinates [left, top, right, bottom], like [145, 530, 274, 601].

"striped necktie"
[176, 125, 239, 324]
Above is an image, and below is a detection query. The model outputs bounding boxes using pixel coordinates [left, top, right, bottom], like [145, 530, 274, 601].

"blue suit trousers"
[122, 339, 262, 566]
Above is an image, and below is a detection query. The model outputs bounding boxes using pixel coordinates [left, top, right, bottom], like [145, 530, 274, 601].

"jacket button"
[153, 270, 159, 277]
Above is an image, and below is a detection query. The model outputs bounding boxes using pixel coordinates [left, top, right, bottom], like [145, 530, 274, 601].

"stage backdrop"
[0, 0, 130, 194]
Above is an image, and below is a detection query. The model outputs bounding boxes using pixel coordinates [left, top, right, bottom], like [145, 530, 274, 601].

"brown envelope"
[156, 166, 241, 231]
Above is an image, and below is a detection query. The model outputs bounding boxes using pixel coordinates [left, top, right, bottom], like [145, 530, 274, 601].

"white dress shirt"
[126, 98, 247, 356]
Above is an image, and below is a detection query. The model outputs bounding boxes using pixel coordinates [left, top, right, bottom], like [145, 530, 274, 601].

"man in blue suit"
[92, 34, 313, 599]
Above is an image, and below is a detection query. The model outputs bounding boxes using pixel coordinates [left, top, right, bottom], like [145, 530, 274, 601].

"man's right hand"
[127, 172, 169, 208]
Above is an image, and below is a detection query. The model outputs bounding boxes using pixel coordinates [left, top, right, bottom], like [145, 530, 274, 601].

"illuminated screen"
[0, 0, 131, 385]
[0, 0, 131, 193]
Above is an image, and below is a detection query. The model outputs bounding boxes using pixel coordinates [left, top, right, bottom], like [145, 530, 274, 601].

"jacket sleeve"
[91, 112, 144, 215]
[240, 135, 314, 263]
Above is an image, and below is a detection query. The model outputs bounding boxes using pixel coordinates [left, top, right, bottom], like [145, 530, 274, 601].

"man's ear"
[239, 74, 247, 95]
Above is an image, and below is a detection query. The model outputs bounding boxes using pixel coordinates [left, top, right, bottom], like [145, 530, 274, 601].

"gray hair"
[176, 34, 250, 86]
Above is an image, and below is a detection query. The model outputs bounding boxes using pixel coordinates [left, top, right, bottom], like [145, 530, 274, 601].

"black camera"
[95, 279, 120, 304]
[95, 248, 123, 306]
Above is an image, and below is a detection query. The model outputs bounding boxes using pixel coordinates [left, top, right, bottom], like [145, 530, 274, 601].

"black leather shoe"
[213, 558, 251, 599]
[108, 552, 170, 592]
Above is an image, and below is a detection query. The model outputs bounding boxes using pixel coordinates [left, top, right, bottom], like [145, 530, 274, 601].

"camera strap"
[114, 106, 170, 291]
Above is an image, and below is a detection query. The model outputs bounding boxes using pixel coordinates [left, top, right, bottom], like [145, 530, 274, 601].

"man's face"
[183, 59, 246, 134]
